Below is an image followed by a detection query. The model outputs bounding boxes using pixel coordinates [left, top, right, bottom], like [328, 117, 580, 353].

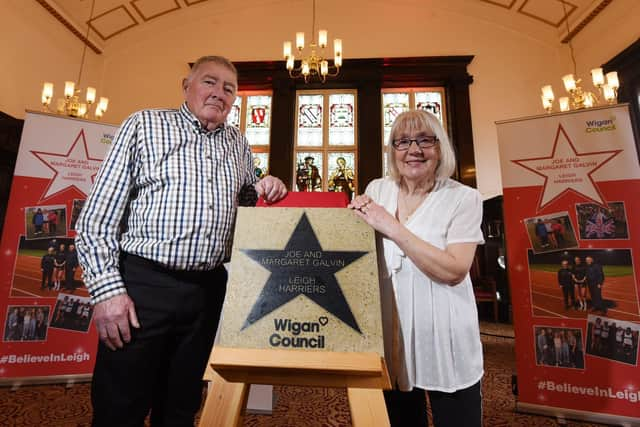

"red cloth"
[256, 192, 348, 208]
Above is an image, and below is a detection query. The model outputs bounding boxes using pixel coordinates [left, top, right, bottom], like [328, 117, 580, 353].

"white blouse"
[366, 177, 485, 393]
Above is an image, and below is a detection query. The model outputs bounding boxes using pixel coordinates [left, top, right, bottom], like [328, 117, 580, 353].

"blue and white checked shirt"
[75, 103, 257, 304]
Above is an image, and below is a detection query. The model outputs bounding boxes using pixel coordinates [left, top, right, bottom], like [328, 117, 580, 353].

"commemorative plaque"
[217, 207, 384, 355]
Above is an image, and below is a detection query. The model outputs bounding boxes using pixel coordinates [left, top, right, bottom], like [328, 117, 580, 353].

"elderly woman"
[349, 110, 484, 426]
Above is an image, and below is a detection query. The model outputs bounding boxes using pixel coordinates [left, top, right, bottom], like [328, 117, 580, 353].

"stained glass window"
[294, 90, 358, 197]
[294, 152, 323, 192]
[227, 96, 242, 128]
[327, 152, 356, 200]
[297, 94, 324, 147]
[381, 88, 446, 175]
[382, 92, 410, 146]
[328, 94, 355, 146]
[228, 90, 272, 180]
[245, 95, 272, 146]
[415, 91, 444, 124]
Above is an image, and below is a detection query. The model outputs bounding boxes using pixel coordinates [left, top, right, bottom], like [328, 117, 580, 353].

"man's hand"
[255, 175, 288, 204]
[93, 294, 140, 351]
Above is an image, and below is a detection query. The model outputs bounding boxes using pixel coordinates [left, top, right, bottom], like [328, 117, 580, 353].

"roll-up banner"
[0, 112, 117, 383]
[497, 104, 640, 424]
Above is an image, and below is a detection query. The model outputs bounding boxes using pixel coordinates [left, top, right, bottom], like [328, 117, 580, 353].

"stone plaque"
[218, 207, 383, 355]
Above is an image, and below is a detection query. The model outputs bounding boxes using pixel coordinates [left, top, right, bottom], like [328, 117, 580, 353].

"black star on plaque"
[241, 213, 367, 334]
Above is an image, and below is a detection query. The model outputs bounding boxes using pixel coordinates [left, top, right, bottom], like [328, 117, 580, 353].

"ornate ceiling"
[35, 0, 613, 55]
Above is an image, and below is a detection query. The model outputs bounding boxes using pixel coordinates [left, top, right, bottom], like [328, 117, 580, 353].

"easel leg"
[347, 387, 390, 427]
[199, 371, 249, 427]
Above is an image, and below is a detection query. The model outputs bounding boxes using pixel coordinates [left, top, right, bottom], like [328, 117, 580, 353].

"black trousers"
[91, 253, 227, 427]
[65, 267, 76, 289]
[41, 269, 53, 289]
[588, 283, 603, 311]
[561, 284, 575, 307]
[384, 380, 482, 427]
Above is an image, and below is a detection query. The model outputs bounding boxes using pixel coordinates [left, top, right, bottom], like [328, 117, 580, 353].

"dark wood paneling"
[234, 56, 477, 190]
[0, 112, 24, 235]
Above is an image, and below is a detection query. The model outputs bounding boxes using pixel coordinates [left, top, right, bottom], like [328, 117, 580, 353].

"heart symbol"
[318, 316, 328, 326]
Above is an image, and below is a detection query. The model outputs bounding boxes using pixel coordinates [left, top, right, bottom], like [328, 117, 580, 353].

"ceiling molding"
[478, 0, 517, 10]
[130, 0, 182, 22]
[183, 0, 210, 5]
[35, 0, 103, 54]
[561, 0, 613, 44]
[87, 5, 139, 41]
[517, 0, 578, 28]
[33, 0, 614, 47]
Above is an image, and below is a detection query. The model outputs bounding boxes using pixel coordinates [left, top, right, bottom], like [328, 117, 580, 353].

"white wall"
[1, 0, 637, 199]
[0, 0, 105, 121]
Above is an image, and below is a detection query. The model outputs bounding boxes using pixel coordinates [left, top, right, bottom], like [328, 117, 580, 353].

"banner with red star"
[512, 124, 621, 210]
[0, 112, 118, 381]
[497, 104, 640, 421]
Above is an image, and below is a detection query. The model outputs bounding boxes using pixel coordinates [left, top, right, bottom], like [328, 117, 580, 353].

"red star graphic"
[31, 129, 103, 202]
[512, 124, 621, 211]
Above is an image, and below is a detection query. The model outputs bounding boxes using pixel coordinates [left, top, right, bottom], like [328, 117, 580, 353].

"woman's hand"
[348, 195, 398, 237]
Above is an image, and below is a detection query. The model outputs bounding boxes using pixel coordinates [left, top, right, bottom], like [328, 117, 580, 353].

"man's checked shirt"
[75, 103, 256, 304]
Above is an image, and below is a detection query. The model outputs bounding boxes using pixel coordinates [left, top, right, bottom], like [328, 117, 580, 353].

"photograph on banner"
[3, 305, 50, 342]
[69, 199, 85, 231]
[576, 202, 629, 240]
[24, 205, 67, 240]
[49, 293, 93, 333]
[528, 249, 639, 321]
[524, 211, 578, 253]
[585, 314, 639, 366]
[12, 236, 87, 298]
[534, 325, 584, 369]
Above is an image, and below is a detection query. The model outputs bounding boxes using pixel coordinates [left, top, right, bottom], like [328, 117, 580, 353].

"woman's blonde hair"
[386, 109, 456, 182]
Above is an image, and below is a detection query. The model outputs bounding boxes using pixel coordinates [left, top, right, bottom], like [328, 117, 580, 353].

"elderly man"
[586, 255, 606, 315]
[557, 259, 574, 310]
[76, 55, 287, 426]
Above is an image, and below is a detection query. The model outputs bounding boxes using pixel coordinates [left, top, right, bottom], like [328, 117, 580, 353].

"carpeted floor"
[0, 322, 609, 426]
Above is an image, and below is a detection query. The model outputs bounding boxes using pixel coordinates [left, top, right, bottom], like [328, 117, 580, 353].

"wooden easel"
[199, 347, 391, 426]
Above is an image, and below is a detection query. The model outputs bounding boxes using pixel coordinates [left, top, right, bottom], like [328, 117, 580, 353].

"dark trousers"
[65, 267, 76, 289]
[589, 283, 604, 311]
[91, 253, 228, 427]
[41, 269, 53, 289]
[561, 284, 575, 308]
[384, 381, 482, 427]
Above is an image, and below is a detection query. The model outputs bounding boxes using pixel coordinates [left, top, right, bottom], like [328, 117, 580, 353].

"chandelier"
[40, 0, 109, 119]
[282, 0, 343, 83]
[540, 1, 617, 113]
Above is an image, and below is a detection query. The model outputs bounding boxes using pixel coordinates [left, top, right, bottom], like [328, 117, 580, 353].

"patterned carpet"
[0, 322, 609, 426]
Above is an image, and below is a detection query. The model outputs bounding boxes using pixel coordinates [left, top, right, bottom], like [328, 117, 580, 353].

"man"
[75, 56, 287, 426]
[40, 246, 55, 290]
[551, 219, 565, 247]
[557, 259, 574, 309]
[47, 209, 58, 234]
[32, 208, 44, 235]
[534, 218, 549, 248]
[64, 243, 79, 290]
[585, 255, 606, 314]
[296, 155, 322, 191]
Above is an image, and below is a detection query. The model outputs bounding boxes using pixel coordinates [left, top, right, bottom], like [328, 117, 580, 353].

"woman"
[53, 243, 66, 291]
[572, 256, 587, 311]
[349, 110, 484, 426]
